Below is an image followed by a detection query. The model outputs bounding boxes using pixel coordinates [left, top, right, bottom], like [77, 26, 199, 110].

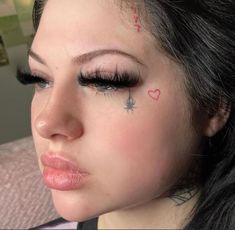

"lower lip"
[43, 167, 88, 191]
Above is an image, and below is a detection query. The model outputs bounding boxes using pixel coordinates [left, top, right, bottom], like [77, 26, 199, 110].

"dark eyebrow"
[28, 49, 145, 66]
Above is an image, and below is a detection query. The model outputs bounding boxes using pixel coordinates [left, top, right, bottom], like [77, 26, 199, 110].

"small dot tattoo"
[124, 89, 136, 112]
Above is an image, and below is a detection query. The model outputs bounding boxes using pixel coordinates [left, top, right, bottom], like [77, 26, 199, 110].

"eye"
[16, 69, 53, 90]
[78, 70, 140, 95]
[95, 84, 118, 93]
[35, 79, 51, 90]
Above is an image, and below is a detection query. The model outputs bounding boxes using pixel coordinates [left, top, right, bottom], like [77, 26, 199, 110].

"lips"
[40, 153, 88, 191]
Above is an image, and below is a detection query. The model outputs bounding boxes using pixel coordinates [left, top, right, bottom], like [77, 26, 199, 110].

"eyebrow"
[28, 49, 145, 66]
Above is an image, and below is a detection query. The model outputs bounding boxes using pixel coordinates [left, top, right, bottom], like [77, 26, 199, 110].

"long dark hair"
[32, 0, 235, 229]
[139, 1, 235, 229]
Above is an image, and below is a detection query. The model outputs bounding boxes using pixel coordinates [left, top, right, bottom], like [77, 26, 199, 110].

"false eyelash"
[16, 69, 141, 90]
[16, 68, 47, 85]
[78, 69, 140, 89]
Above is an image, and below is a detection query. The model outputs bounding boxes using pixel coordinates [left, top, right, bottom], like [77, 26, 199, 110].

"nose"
[33, 90, 83, 142]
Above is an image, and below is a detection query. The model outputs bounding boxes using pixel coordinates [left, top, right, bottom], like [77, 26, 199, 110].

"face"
[30, 0, 203, 221]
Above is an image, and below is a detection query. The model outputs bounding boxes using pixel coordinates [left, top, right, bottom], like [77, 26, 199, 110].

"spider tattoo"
[124, 89, 136, 112]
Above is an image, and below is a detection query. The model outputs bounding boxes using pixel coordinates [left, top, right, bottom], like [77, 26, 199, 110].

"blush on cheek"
[106, 118, 182, 190]
[108, 121, 167, 172]
[110, 125, 144, 157]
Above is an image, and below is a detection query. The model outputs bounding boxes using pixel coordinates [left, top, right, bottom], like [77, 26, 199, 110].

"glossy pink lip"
[40, 153, 88, 191]
[41, 154, 80, 171]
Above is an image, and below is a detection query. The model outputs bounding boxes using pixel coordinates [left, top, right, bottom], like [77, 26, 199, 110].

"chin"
[50, 189, 104, 222]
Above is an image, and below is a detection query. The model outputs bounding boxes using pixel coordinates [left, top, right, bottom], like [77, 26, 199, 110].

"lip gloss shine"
[41, 154, 88, 191]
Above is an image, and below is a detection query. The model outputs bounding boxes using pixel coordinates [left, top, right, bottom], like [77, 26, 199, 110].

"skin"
[30, 0, 224, 228]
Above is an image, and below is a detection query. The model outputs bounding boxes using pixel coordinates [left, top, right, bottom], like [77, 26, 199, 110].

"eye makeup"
[16, 68, 51, 89]
[17, 68, 44, 85]
[16, 68, 141, 93]
[78, 69, 141, 92]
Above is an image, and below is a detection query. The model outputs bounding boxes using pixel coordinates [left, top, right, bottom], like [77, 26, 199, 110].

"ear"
[203, 104, 231, 137]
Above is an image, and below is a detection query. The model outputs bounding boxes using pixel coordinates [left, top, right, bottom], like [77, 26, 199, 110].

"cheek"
[103, 112, 178, 165]
[91, 97, 195, 195]
[94, 116, 181, 191]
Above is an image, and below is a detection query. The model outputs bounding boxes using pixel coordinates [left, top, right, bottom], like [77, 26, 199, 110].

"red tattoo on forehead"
[133, 15, 139, 23]
[131, 5, 141, 32]
[148, 89, 161, 101]
[134, 23, 141, 32]
[131, 5, 137, 14]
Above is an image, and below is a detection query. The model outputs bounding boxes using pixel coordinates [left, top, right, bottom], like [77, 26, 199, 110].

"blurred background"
[0, 0, 34, 144]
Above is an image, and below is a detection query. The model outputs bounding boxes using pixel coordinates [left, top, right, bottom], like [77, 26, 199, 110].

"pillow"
[0, 137, 59, 229]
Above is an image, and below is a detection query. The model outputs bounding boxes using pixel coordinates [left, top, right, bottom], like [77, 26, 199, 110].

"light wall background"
[0, 0, 34, 144]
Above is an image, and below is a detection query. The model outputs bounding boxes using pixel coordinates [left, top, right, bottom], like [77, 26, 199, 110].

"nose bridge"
[35, 84, 83, 141]
[50, 84, 75, 114]
[42, 82, 75, 119]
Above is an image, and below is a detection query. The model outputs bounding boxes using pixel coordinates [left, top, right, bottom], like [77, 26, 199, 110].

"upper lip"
[40, 153, 83, 172]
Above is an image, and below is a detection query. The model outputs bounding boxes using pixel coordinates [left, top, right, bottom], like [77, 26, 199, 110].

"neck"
[98, 190, 200, 229]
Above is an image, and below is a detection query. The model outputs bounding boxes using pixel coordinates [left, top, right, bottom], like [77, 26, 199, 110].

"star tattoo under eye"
[124, 89, 136, 112]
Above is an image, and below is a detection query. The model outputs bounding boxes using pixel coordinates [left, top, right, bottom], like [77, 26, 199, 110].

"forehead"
[32, 0, 155, 60]
[39, 0, 124, 33]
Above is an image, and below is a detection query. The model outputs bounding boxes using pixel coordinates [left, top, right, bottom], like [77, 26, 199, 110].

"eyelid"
[30, 68, 52, 81]
[78, 69, 141, 87]
[80, 68, 141, 77]
[16, 68, 51, 85]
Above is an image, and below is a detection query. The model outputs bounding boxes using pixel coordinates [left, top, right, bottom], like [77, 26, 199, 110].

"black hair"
[32, 0, 47, 31]
[32, 0, 235, 229]
[139, 1, 235, 229]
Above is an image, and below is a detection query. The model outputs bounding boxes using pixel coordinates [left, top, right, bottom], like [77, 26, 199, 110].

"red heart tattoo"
[148, 89, 161, 101]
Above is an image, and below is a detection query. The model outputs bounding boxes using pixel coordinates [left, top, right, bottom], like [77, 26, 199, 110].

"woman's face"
[31, 0, 203, 221]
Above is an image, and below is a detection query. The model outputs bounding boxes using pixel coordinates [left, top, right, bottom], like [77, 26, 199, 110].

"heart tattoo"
[148, 89, 161, 101]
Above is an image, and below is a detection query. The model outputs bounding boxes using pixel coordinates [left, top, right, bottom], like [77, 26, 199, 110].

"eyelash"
[16, 69, 140, 94]
[79, 70, 140, 93]
[16, 69, 52, 90]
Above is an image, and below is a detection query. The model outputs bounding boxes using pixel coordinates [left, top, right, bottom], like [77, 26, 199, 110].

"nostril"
[51, 133, 67, 141]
